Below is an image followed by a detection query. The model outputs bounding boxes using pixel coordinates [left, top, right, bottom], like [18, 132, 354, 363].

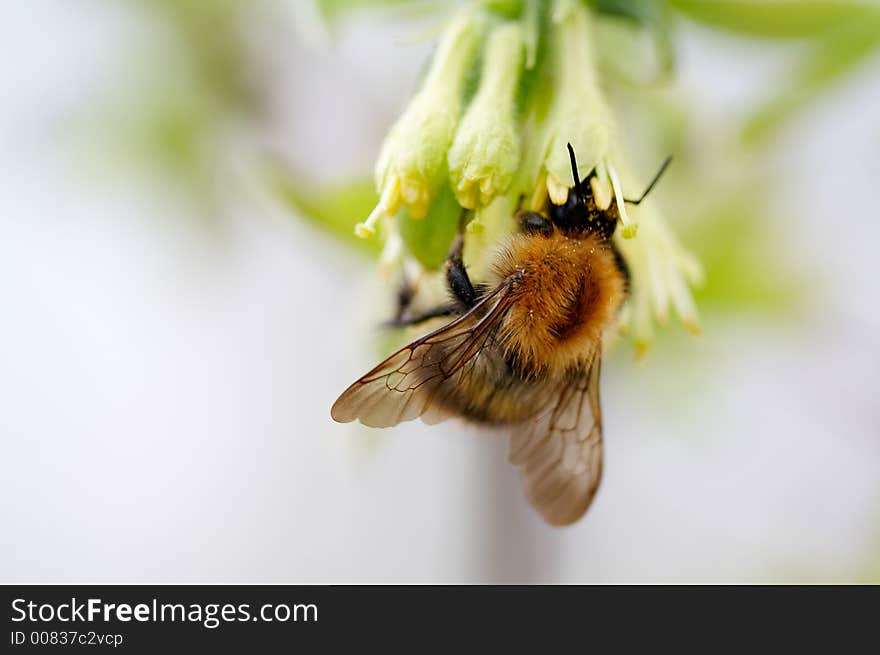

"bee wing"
[331, 281, 516, 428]
[507, 346, 604, 526]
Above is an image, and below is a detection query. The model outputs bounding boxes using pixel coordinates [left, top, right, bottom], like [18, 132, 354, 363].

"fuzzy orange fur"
[490, 229, 625, 376]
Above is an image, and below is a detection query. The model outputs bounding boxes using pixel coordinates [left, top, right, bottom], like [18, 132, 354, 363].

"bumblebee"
[332, 145, 669, 525]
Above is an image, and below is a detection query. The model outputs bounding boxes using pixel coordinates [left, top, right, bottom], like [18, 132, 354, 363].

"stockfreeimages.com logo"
[11, 597, 318, 630]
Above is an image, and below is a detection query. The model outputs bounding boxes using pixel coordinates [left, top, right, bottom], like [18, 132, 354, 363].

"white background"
[2, 2, 878, 582]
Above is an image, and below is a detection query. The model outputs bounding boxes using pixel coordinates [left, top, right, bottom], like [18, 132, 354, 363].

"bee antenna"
[624, 155, 673, 205]
[566, 143, 586, 204]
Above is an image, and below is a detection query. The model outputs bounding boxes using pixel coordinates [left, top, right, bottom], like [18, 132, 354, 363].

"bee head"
[530, 146, 670, 241]
[547, 144, 617, 240]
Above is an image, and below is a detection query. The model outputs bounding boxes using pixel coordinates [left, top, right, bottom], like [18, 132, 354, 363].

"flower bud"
[371, 9, 487, 221]
[543, 1, 612, 203]
[448, 22, 524, 209]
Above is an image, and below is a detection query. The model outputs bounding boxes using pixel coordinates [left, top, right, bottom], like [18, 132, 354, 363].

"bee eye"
[517, 211, 553, 236]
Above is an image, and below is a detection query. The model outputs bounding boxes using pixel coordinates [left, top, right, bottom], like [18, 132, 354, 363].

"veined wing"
[331, 281, 516, 428]
[507, 345, 604, 526]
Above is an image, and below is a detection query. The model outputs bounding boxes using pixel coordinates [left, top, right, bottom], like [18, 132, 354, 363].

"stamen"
[589, 176, 612, 212]
[669, 266, 701, 335]
[680, 251, 705, 286]
[379, 174, 401, 216]
[606, 160, 637, 238]
[546, 174, 570, 205]
[355, 203, 385, 239]
[632, 287, 654, 360]
[592, 161, 611, 210]
[529, 173, 549, 212]
[647, 245, 670, 326]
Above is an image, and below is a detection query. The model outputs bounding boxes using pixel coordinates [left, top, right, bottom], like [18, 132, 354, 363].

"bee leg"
[446, 258, 477, 309]
[388, 273, 457, 328]
[444, 211, 478, 309]
[393, 282, 412, 323]
[392, 276, 422, 324]
[385, 304, 456, 328]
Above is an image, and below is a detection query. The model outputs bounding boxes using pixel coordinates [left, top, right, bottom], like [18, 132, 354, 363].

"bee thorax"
[492, 230, 625, 374]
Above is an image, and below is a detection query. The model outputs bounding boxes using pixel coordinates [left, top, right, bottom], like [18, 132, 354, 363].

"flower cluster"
[356, 0, 702, 351]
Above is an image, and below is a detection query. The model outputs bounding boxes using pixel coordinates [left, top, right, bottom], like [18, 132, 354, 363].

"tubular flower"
[357, 8, 488, 238]
[448, 22, 525, 210]
[355, 0, 702, 351]
[541, 0, 636, 238]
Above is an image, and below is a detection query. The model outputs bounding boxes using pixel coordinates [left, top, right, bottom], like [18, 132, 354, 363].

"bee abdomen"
[430, 352, 556, 425]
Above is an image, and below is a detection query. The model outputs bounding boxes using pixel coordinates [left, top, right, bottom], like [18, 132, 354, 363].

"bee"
[332, 144, 670, 526]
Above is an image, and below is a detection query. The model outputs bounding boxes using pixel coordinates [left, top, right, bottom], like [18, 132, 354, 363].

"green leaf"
[396, 182, 461, 269]
[669, 0, 880, 39]
[264, 160, 382, 256]
[742, 17, 880, 144]
[685, 200, 807, 316]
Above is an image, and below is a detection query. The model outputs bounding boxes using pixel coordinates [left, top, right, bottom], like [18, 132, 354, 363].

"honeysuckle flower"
[448, 22, 524, 209]
[615, 201, 704, 356]
[542, 1, 611, 199]
[355, 0, 702, 352]
[541, 0, 638, 238]
[356, 8, 488, 238]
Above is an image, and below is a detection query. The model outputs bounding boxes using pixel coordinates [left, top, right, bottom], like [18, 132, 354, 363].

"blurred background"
[2, 0, 879, 583]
